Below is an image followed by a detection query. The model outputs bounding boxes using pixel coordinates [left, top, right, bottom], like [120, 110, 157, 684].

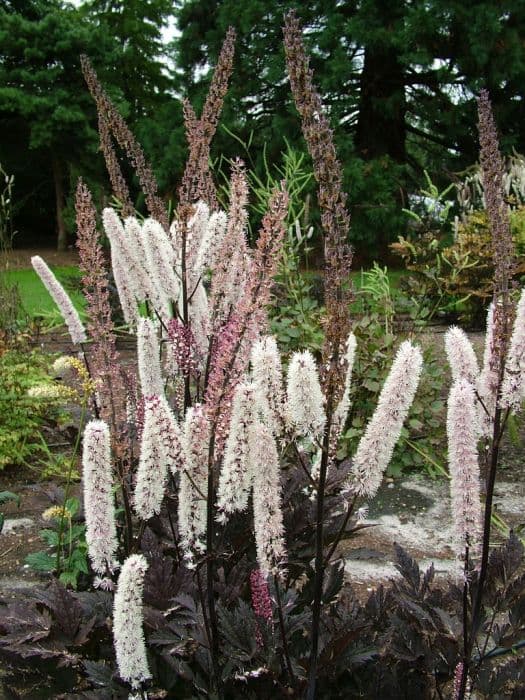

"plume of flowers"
[216, 381, 257, 521]
[283, 10, 352, 402]
[286, 350, 326, 439]
[203, 312, 246, 455]
[81, 55, 168, 229]
[477, 303, 498, 433]
[188, 280, 211, 364]
[250, 568, 273, 647]
[134, 395, 185, 520]
[445, 326, 480, 385]
[113, 554, 151, 691]
[500, 288, 525, 412]
[476, 92, 516, 421]
[75, 179, 126, 427]
[31, 255, 86, 345]
[194, 210, 228, 276]
[250, 420, 286, 576]
[184, 201, 211, 279]
[331, 332, 357, 446]
[478, 90, 515, 303]
[82, 420, 118, 576]
[209, 161, 250, 326]
[124, 217, 171, 318]
[447, 378, 483, 559]
[137, 317, 164, 398]
[178, 27, 236, 210]
[140, 218, 179, 302]
[178, 405, 209, 558]
[250, 336, 285, 436]
[102, 208, 145, 323]
[348, 341, 423, 498]
[166, 317, 197, 379]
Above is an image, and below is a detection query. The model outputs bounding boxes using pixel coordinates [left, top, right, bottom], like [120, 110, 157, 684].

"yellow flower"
[42, 505, 73, 522]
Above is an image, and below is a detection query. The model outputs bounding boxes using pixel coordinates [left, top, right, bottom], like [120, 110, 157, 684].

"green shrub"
[0, 349, 68, 469]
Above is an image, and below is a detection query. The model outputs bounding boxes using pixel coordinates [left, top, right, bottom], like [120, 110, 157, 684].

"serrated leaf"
[25, 551, 56, 572]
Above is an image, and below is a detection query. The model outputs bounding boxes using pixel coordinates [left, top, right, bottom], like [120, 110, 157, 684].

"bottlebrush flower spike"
[137, 317, 164, 397]
[500, 288, 525, 412]
[250, 336, 285, 435]
[82, 420, 118, 575]
[103, 209, 148, 304]
[445, 326, 480, 385]
[447, 378, 483, 558]
[166, 317, 197, 379]
[109, 248, 139, 326]
[113, 554, 151, 691]
[477, 302, 498, 433]
[250, 567, 273, 647]
[31, 256, 87, 344]
[250, 420, 286, 576]
[348, 340, 423, 498]
[141, 217, 180, 302]
[178, 405, 209, 558]
[331, 332, 357, 445]
[217, 381, 257, 521]
[188, 280, 211, 364]
[286, 350, 326, 438]
[134, 395, 185, 520]
[124, 216, 171, 319]
[194, 210, 228, 275]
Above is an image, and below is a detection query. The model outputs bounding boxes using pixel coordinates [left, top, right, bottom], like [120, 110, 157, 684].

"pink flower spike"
[286, 350, 326, 438]
[134, 395, 185, 520]
[216, 381, 257, 521]
[348, 340, 423, 498]
[445, 326, 479, 385]
[249, 420, 286, 576]
[113, 554, 151, 691]
[82, 420, 118, 575]
[500, 288, 525, 412]
[447, 378, 483, 559]
[137, 317, 164, 397]
[31, 256, 86, 344]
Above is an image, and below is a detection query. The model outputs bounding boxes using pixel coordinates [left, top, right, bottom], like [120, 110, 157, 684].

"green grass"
[2, 266, 85, 320]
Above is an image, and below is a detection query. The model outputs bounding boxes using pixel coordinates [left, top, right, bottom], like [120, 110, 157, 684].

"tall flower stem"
[56, 400, 87, 575]
[457, 408, 504, 700]
[206, 435, 221, 695]
[274, 574, 295, 688]
[306, 403, 333, 700]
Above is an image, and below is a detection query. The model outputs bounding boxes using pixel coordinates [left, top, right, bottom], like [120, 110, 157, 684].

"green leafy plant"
[0, 349, 62, 469]
[26, 497, 88, 589]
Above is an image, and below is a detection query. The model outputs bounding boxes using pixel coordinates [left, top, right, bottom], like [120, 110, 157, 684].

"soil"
[3, 247, 79, 271]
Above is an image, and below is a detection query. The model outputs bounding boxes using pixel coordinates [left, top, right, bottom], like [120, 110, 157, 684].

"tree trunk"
[355, 2, 407, 165]
[52, 156, 67, 251]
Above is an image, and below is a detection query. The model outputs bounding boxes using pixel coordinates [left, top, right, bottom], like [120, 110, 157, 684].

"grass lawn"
[4, 261, 408, 324]
[3, 265, 85, 320]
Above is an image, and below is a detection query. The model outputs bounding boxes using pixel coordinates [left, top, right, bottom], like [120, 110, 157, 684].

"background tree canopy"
[0, 0, 524, 255]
